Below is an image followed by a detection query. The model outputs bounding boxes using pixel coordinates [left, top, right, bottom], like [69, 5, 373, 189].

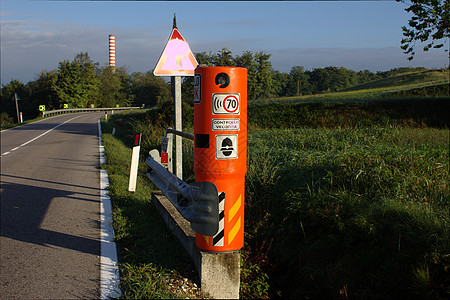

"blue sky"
[1, 0, 448, 84]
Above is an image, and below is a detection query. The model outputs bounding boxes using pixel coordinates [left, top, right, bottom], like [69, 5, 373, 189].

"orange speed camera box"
[194, 66, 247, 252]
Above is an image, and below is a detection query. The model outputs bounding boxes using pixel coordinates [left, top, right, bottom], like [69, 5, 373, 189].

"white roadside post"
[153, 15, 198, 180]
[128, 133, 141, 192]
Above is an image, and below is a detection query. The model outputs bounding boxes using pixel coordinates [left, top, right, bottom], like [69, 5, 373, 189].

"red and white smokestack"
[109, 34, 115, 72]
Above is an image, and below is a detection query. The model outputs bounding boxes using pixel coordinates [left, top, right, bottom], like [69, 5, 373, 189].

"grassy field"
[251, 69, 448, 105]
[100, 70, 449, 299]
[344, 69, 448, 91]
[244, 127, 448, 299]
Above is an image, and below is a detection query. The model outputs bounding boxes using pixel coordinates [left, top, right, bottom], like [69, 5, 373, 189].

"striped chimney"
[109, 34, 115, 72]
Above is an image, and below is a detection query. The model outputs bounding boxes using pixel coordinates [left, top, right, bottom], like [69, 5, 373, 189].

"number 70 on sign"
[212, 93, 240, 115]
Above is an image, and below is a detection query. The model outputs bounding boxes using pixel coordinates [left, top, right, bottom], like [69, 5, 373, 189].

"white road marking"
[1, 115, 81, 156]
[98, 118, 121, 299]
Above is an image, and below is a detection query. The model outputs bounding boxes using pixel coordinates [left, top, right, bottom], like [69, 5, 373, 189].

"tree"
[1, 79, 29, 121]
[130, 71, 171, 107]
[288, 66, 312, 96]
[52, 53, 100, 108]
[235, 51, 258, 99]
[308, 68, 330, 93]
[307, 67, 357, 93]
[254, 51, 275, 99]
[272, 70, 291, 97]
[396, 0, 449, 60]
[195, 51, 214, 66]
[212, 48, 235, 67]
[27, 70, 58, 116]
[97, 66, 133, 108]
[114, 67, 135, 107]
[356, 70, 379, 84]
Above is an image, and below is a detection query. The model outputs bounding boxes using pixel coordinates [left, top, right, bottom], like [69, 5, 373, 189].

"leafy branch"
[397, 0, 449, 60]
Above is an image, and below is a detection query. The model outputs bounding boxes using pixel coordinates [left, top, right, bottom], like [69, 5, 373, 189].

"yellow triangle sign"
[153, 28, 198, 76]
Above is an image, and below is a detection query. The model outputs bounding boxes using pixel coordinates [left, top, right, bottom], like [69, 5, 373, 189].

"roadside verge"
[98, 118, 121, 299]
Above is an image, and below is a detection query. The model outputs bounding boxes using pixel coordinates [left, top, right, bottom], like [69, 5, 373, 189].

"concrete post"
[152, 191, 240, 299]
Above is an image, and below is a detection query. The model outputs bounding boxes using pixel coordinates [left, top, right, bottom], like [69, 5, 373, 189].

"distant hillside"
[344, 69, 448, 92]
[385, 83, 449, 98]
[252, 69, 449, 105]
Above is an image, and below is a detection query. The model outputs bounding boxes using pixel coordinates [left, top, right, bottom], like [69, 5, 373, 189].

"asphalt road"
[1, 113, 104, 298]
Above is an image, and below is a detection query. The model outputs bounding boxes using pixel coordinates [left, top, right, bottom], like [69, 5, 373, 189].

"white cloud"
[1, 18, 167, 84]
[1, 17, 448, 85]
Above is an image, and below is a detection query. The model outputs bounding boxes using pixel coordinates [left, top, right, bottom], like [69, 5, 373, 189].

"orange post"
[194, 66, 247, 252]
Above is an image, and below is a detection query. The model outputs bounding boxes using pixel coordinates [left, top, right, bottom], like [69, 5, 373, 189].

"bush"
[1, 112, 13, 126]
[248, 99, 450, 129]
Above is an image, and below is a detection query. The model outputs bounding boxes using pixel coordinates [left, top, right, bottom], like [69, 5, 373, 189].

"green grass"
[100, 117, 202, 299]
[251, 69, 449, 106]
[244, 127, 449, 299]
[345, 69, 449, 91]
[100, 71, 450, 299]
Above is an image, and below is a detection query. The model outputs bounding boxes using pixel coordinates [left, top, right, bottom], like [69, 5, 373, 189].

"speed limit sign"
[212, 93, 240, 115]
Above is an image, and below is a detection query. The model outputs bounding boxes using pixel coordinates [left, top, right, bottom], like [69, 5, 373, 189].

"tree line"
[1, 48, 428, 123]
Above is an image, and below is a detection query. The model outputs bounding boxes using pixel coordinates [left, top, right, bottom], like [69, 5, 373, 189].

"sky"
[1, 0, 448, 85]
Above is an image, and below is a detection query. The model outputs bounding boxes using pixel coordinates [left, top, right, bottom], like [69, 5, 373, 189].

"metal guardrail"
[42, 106, 144, 117]
[145, 127, 219, 236]
[146, 154, 219, 236]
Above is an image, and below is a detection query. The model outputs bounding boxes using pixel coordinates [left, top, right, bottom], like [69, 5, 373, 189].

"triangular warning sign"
[153, 28, 198, 76]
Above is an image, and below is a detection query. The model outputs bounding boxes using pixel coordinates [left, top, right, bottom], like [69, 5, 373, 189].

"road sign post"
[149, 19, 242, 298]
[14, 93, 21, 123]
[39, 105, 46, 117]
[174, 76, 183, 179]
[153, 20, 198, 180]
